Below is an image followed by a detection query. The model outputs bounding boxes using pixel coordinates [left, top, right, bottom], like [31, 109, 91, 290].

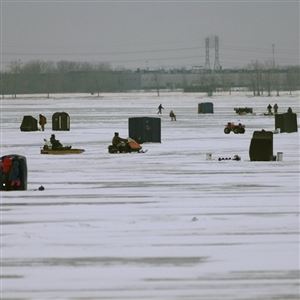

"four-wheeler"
[224, 122, 245, 134]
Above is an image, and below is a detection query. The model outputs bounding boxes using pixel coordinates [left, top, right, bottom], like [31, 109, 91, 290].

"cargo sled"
[41, 148, 85, 155]
[41, 140, 84, 155]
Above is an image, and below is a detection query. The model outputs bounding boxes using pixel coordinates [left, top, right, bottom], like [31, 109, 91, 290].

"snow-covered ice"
[1, 91, 299, 299]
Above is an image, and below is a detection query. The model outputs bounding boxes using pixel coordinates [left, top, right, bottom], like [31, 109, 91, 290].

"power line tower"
[214, 36, 221, 71]
[205, 37, 210, 70]
[272, 43, 275, 68]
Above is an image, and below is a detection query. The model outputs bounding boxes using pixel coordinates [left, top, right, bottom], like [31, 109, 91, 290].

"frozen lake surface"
[1, 91, 299, 299]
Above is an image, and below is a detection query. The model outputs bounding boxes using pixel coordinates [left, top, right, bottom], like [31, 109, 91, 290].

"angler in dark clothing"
[157, 104, 164, 114]
[267, 104, 272, 114]
[50, 134, 63, 150]
[273, 104, 278, 114]
[112, 132, 129, 152]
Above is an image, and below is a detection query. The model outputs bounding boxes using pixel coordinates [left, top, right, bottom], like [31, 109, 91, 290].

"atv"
[224, 122, 245, 134]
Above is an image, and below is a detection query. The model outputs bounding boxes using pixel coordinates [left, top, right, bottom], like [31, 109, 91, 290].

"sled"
[40, 148, 85, 155]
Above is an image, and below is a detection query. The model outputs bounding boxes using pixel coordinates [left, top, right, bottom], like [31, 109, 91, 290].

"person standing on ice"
[169, 110, 176, 121]
[157, 104, 164, 114]
[273, 103, 278, 114]
[39, 114, 47, 131]
[267, 104, 272, 114]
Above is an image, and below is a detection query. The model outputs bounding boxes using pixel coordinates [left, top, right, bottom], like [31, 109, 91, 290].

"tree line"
[1, 60, 299, 97]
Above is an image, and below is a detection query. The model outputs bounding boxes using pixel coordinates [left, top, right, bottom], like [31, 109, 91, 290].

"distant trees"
[286, 67, 299, 95]
[0, 59, 299, 96]
[6, 60, 111, 74]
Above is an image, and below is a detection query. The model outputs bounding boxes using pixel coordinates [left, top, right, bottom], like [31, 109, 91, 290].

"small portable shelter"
[234, 107, 253, 114]
[52, 112, 70, 131]
[249, 130, 274, 161]
[0, 154, 27, 191]
[128, 117, 161, 143]
[275, 112, 298, 133]
[20, 116, 38, 131]
[198, 102, 214, 114]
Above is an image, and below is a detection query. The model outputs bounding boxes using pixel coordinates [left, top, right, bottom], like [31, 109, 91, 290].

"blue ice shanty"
[198, 102, 214, 114]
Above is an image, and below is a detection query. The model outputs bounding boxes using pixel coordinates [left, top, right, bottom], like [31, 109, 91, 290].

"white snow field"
[1, 91, 299, 300]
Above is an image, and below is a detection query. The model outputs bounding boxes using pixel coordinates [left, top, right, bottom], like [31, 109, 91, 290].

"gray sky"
[1, 0, 299, 70]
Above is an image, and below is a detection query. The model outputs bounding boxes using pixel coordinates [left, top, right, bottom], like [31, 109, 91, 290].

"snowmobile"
[108, 138, 146, 154]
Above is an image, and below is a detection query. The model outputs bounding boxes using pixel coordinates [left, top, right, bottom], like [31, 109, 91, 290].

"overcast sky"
[1, 0, 299, 70]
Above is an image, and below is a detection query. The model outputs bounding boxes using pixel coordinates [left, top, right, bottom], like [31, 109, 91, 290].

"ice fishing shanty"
[52, 112, 70, 131]
[0, 154, 27, 191]
[128, 117, 161, 143]
[20, 116, 38, 131]
[198, 102, 214, 114]
[249, 130, 274, 161]
[275, 112, 298, 133]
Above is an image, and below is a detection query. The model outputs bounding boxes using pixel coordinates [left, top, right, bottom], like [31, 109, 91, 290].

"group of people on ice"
[157, 104, 176, 121]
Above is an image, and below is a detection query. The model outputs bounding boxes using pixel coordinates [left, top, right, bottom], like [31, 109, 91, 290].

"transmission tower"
[214, 36, 221, 70]
[272, 43, 275, 68]
[205, 37, 210, 70]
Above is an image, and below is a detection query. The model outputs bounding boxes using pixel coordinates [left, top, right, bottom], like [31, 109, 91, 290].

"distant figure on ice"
[273, 103, 278, 114]
[287, 107, 293, 113]
[267, 104, 272, 114]
[169, 110, 176, 121]
[157, 104, 164, 114]
[39, 114, 47, 131]
[50, 134, 63, 150]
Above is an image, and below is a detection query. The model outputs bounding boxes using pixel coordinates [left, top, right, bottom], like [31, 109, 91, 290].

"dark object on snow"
[0, 154, 27, 191]
[224, 122, 245, 134]
[233, 154, 241, 161]
[198, 102, 214, 114]
[218, 155, 240, 161]
[20, 115, 38, 131]
[128, 117, 161, 143]
[52, 112, 70, 131]
[249, 130, 274, 161]
[275, 112, 298, 133]
[234, 107, 253, 115]
[38, 185, 45, 191]
[169, 110, 176, 121]
[108, 138, 143, 154]
[41, 148, 84, 155]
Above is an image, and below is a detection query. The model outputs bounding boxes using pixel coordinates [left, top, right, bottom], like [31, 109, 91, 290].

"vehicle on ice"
[41, 137, 84, 155]
[224, 122, 245, 134]
[108, 137, 145, 154]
